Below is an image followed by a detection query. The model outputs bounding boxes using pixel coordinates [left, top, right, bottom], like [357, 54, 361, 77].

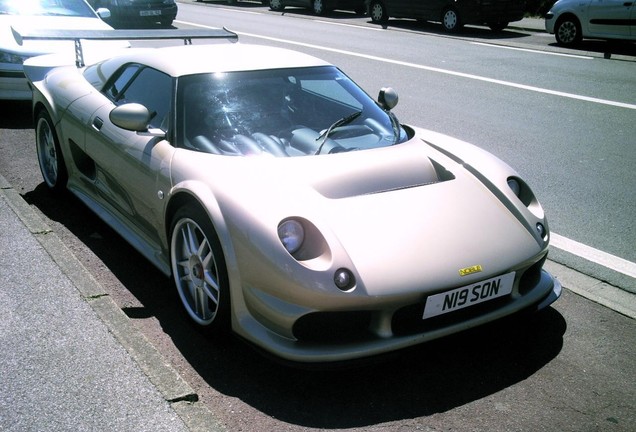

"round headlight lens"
[278, 219, 304, 254]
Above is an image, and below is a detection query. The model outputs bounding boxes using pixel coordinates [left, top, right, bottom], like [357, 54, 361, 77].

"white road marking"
[313, 20, 386, 31]
[551, 233, 636, 279]
[471, 42, 594, 59]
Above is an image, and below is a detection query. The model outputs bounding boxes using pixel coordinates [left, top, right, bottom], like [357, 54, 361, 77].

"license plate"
[423, 272, 515, 319]
[140, 10, 161, 16]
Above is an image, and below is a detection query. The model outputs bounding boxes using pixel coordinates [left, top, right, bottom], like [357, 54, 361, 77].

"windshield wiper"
[315, 110, 362, 155]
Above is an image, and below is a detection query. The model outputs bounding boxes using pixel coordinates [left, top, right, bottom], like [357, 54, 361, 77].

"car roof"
[101, 42, 331, 77]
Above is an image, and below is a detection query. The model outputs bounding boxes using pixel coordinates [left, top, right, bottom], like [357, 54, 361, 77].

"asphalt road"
[1, 2, 635, 431]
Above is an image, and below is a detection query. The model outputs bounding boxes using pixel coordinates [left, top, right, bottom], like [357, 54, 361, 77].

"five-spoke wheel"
[170, 204, 230, 332]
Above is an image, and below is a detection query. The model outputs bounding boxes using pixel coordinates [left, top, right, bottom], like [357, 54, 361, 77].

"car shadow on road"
[549, 40, 636, 58]
[22, 182, 565, 429]
[367, 19, 532, 40]
[0, 100, 32, 129]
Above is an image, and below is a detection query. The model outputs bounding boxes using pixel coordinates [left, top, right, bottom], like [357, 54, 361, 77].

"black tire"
[488, 22, 508, 32]
[312, 0, 327, 15]
[555, 15, 582, 46]
[35, 110, 68, 193]
[170, 204, 231, 335]
[269, 0, 285, 11]
[369, 0, 387, 23]
[441, 7, 462, 32]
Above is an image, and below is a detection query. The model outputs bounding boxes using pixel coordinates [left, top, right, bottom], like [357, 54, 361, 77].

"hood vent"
[312, 149, 453, 199]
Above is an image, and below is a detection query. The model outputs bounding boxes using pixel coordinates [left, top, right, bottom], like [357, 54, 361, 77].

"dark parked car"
[366, 0, 525, 32]
[87, 0, 178, 27]
[269, 0, 366, 15]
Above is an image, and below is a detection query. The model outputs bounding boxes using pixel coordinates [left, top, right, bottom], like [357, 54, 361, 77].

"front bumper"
[234, 259, 562, 363]
[545, 13, 556, 34]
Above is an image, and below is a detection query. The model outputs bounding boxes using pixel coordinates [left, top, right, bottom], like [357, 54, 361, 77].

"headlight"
[278, 219, 304, 254]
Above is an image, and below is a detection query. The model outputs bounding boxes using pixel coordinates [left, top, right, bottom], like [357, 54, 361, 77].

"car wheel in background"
[35, 110, 68, 192]
[312, 0, 327, 15]
[369, 0, 387, 23]
[441, 7, 462, 32]
[170, 204, 230, 333]
[269, 0, 285, 11]
[555, 15, 582, 46]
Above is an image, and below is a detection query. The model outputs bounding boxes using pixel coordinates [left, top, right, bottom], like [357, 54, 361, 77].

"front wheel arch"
[554, 14, 582, 46]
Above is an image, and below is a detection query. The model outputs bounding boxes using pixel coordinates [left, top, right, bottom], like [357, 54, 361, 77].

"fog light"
[536, 222, 546, 238]
[334, 268, 355, 291]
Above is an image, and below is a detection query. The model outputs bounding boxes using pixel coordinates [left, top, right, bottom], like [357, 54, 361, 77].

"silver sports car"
[20, 28, 561, 363]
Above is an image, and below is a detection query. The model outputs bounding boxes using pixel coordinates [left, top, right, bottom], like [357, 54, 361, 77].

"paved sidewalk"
[0, 174, 223, 432]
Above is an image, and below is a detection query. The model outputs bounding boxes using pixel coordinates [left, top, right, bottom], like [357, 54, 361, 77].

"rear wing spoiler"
[11, 27, 239, 67]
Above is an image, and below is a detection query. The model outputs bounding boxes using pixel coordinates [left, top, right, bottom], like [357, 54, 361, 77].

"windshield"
[177, 66, 407, 157]
[0, 0, 96, 17]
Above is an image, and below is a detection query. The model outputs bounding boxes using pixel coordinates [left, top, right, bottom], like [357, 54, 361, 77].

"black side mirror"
[378, 87, 399, 111]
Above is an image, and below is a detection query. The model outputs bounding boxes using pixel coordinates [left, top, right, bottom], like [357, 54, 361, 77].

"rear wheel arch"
[35, 107, 68, 192]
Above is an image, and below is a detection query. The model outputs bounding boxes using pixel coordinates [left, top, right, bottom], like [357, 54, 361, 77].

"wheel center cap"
[193, 263, 203, 280]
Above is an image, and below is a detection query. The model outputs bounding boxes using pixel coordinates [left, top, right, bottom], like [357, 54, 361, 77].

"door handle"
[92, 117, 104, 130]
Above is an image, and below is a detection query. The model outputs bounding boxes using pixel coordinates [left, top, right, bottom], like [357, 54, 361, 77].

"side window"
[105, 65, 173, 131]
[105, 64, 139, 101]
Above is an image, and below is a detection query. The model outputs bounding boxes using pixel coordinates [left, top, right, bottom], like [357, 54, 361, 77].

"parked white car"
[0, 0, 125, 100]
[545, 0, 636, 46]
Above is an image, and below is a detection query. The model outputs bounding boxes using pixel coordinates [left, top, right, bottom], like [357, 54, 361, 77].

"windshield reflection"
[178, 66, 407, 157]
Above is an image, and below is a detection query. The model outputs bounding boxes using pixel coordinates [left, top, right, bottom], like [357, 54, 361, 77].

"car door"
[586, 0, 632, 38]
[84, 64, 175, 252]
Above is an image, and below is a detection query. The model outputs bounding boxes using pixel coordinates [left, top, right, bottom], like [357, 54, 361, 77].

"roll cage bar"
[11, 27, 239, 67]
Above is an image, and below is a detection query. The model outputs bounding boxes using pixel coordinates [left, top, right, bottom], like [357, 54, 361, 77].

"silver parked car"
[20, 28, 560, 364]
[545, 0, 636, 46]
[0, 0, 121, 100]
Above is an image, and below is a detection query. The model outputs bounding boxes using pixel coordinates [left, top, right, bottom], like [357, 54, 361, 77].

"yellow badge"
[459, 265, 483, 276]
